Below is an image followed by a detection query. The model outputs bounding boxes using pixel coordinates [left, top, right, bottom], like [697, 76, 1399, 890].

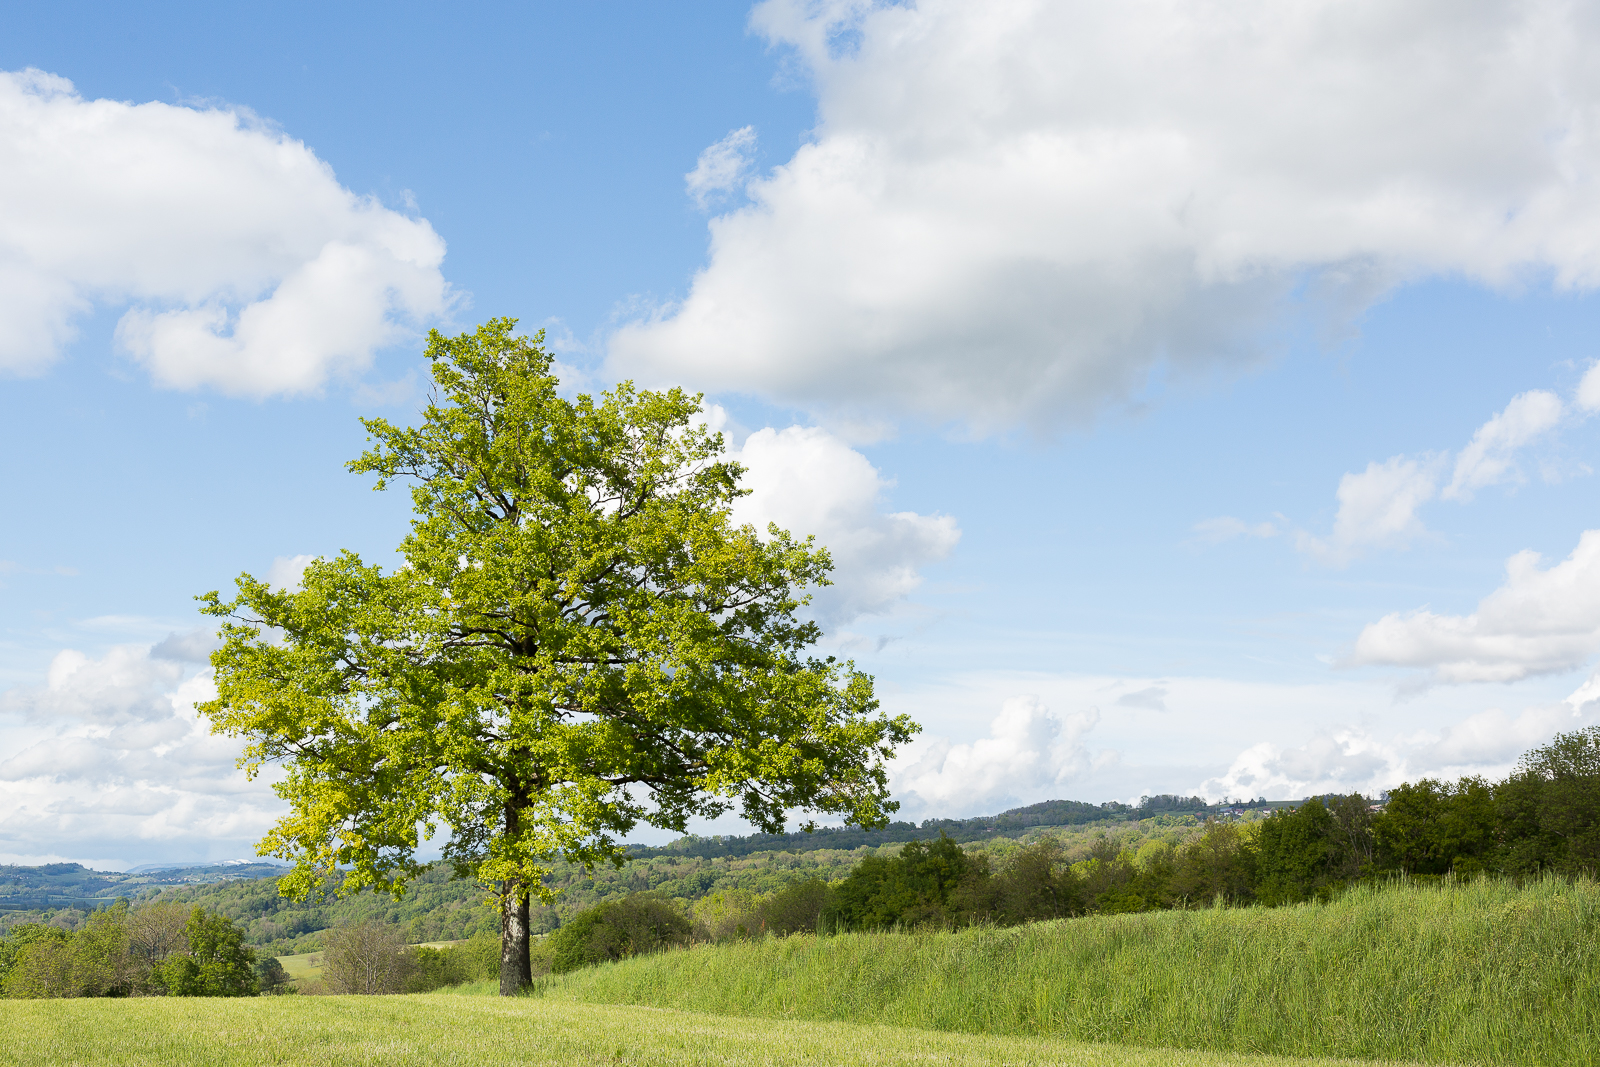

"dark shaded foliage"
[757, 878, 830, 936]
[1500, 725, 1600, 876]
[822, 835, 978, 930]
[255, 955, 291, 994]
[974, 837, 1087, 922]
[550, 894, 695, 974]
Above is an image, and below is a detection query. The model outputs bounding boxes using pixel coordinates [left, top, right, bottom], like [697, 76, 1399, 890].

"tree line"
[821, 725, 1599, 925]
[0, 902, 260, 998]
[626, 799, 1150, 862]
[538, 726, 1600, 970]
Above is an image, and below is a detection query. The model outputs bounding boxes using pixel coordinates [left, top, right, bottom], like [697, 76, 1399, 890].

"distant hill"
[621, 794, 1268, 859]
[0, 860, 294, 912]
[125, 859, 290, 874]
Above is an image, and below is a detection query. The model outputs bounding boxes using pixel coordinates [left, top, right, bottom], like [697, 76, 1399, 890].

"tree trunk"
[499, 879, 532, 996]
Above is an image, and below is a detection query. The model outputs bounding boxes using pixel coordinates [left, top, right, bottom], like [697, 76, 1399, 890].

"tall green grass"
[528, 876, 1599, 1066]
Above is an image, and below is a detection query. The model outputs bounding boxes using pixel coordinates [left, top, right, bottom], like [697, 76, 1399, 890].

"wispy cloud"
[685, 126, 757, 211]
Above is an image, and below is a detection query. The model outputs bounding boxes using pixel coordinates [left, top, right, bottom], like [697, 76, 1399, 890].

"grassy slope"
[0, 996, 1417, 1067]
[274, 951, 323, 985]
[528, 877, 1599, 1067]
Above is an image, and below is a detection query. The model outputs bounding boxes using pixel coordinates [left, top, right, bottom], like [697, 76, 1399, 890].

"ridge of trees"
[624, 797, 1237, 860]
[0, 796, 1270, 916]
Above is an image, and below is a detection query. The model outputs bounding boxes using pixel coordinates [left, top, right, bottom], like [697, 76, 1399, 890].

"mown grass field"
[272, 951, 323, 985]
[523, 877, 1599, 1066]
[0, 996, 1421, 1067]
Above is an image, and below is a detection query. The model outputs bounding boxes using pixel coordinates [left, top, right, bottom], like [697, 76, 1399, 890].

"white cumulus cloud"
[1347, 529, 1600, 684]
[0, 69, 454, 395]
[2, 645, 183, 726]
[1577, 361, 1600, 413]
[1297, 454, 1443, 564]
[1298, 385, 1574, 564]
[0, 643, 283, 865]
[893, 696, 1101, 817]
[727, 424, 960, 625]
[611, 0, 1600, 433]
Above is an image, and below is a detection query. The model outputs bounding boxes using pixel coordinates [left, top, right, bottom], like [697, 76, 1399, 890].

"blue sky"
[4, 0, 1600, 868]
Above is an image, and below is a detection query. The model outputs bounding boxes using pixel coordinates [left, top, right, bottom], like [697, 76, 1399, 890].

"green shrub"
[757, 878, 829, 935]
[550, 894, 692, 973]
[822, 834, 977, 930]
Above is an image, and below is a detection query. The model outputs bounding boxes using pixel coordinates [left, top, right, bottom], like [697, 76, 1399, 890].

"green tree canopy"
[1498, 725, 1600, 876]
[151, 907, 257, 998]
[1373, 777, 1496, 877]
[200, 319, 916, 993]
[824, 834, 977, 929]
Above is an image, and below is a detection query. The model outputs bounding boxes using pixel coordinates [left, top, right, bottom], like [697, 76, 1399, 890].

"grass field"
[0, 996, 1423, 1067]
[272, 950, 323, 985]
[523, 876, 1599, 1066]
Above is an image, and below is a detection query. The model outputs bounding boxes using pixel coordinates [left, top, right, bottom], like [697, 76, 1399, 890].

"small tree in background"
[125, 903, 190, 991]
[1173, 820, 1257, 905]
[322, 920, 414, 995]
[1256, 799, 1335, 905]
[1074, 837, 1141, 913]
[201, 320, 916, 995]
[2, 933, 76, 998]
[692, 889, 764, 941]
[989, 837, 1085, 922]
[67, 902, 134, 996]
[1325, 794, 1376, 881]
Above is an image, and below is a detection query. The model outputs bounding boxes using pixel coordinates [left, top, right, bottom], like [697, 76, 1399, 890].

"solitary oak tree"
[200, 319, 915, 994]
